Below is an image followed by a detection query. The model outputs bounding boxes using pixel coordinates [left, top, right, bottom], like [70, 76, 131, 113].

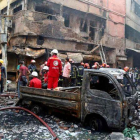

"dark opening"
[37, 36, 44, 45]
[89, 21, 95, 40]
[63, 14, 70, 27]
[13, 5, 22, 14]
[80, 19, 87, 32]
[125, 25, 140, 43]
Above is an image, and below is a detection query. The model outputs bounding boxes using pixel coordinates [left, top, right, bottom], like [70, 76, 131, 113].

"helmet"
[0, 59, 4, 64]
[102, 63, 106, 68]
[43, 66, 49, 70]
[84, 63, 89, 68]
[44, 61, 47, 65]
[94, 62, 99, 66]
[92, 65, 97, 69]
[31, 60, 36, 63]
[52, 49, 58, 54]
[124, 66, 129, 72]
[69, 59, 73, 62]
[106, 65, 110, 68]
[81, 62, 84, 66]
[31, 71, 38, 77]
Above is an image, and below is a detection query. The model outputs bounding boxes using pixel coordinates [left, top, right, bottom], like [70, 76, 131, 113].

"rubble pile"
[0, 96, 108, 140]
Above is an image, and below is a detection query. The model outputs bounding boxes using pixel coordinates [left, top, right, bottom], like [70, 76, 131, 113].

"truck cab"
[18, 68, 139, 131]
[81, 68, 138, 131]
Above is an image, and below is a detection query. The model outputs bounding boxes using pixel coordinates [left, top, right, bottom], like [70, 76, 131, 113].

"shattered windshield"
[115, 73, 135, 96]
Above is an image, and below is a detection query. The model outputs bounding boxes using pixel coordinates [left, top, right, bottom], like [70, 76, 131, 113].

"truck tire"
[89, 117, 104, 131]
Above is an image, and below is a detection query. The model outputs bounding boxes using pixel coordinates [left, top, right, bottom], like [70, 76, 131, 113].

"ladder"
[99, 40, 107, 64]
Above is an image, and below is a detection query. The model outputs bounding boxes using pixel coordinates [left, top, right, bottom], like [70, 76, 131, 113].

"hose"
[0, 107, 59, 140]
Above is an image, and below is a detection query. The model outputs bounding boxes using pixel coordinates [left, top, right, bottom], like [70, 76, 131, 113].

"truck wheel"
[31, 105, 41, 115]
[89, 117, 104, 131]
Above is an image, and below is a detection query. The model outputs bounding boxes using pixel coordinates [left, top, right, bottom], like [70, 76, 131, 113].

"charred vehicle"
[17, 68, 139, 131]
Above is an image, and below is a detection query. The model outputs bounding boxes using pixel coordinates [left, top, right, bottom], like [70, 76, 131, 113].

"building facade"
[0, 0, 126, 80]
[125, 0, 140, 68]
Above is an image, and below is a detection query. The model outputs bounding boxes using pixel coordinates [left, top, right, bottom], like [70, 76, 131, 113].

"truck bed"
[19, 86, 81, 118]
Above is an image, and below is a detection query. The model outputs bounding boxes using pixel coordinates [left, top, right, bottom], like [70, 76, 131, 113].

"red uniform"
[44, 72, 49, 83]
[47, 55, 62, 89]
[29, 78, 42, 89]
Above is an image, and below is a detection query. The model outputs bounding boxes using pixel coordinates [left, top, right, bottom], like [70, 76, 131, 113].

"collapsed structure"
[0, 0, 139, 80]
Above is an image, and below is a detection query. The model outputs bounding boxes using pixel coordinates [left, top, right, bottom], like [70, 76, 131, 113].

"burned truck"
[17, 68, 139, 131]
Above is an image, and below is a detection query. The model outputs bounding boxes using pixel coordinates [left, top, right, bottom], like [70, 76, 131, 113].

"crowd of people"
[16, 49, 140, 97]
[0, 49, 139, 98]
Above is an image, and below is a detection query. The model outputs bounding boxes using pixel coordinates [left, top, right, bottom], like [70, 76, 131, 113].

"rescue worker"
[28, 60, 37, 81]
[77, 62, 84, 86]
[134, 67, 139, 87]
[58, 62, 64, 87]
[43, 66, 49, 84]
[69, 59, 78, 86]
[42, 66, 49, 89]
[29, 71, 42, 89]
[0, 59, 6, 93]
[84, 63, 90, 69]
[123, 66, 130, 91]
[92, 65, 98, 69]
[94, 62, 100, 69]
[102, 63, 107, 68]
[47, 49, 62, 90]
[106, 65, 110, 68]
[40, 61, 47, 77]
[28, 60, 37, 73]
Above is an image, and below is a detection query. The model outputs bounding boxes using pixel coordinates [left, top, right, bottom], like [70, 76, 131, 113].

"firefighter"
[28, 60, 37, 73]
[47, 49, 62, 90]
[94, 62, 100, 69]
[69, 59, 78, 86]
[42, 66, 49, 89]
[77, 62, 84, 86]
[58, 62, 64, 87]
[106, 65, 110, 68]
[134, 67, 139, 87]
[43, 66, 49, 84]
[28, 60, 37, 81]
[84, 63, 90, 69]
[123, 66, 130, 91]
[29, 71, 42, 89]
[92, 65, 98, 69]
[102, 63, 107, 68]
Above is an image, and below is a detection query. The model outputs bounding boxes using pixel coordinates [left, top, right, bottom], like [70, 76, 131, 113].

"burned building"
[125, 0, 140, 68]
[0, 0, 126, 80]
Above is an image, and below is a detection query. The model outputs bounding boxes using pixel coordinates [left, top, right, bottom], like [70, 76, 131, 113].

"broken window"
[80, 19, 87, 32]
[37, 36, 44, 45]
[134, 1, 140, 17]
[90, 75, 120, 100]
[63, 14, 70, 27]
[13, 5, 22, 14]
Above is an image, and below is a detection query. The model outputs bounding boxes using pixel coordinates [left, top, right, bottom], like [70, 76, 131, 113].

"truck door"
[82, 72, 123, 130]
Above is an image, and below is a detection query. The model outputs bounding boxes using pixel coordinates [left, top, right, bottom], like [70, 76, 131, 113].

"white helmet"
[52, 49, 58, 54]
[31, 60, 36, 63]
[43, 66, 49, 70]
[31, 71, 38, 77]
